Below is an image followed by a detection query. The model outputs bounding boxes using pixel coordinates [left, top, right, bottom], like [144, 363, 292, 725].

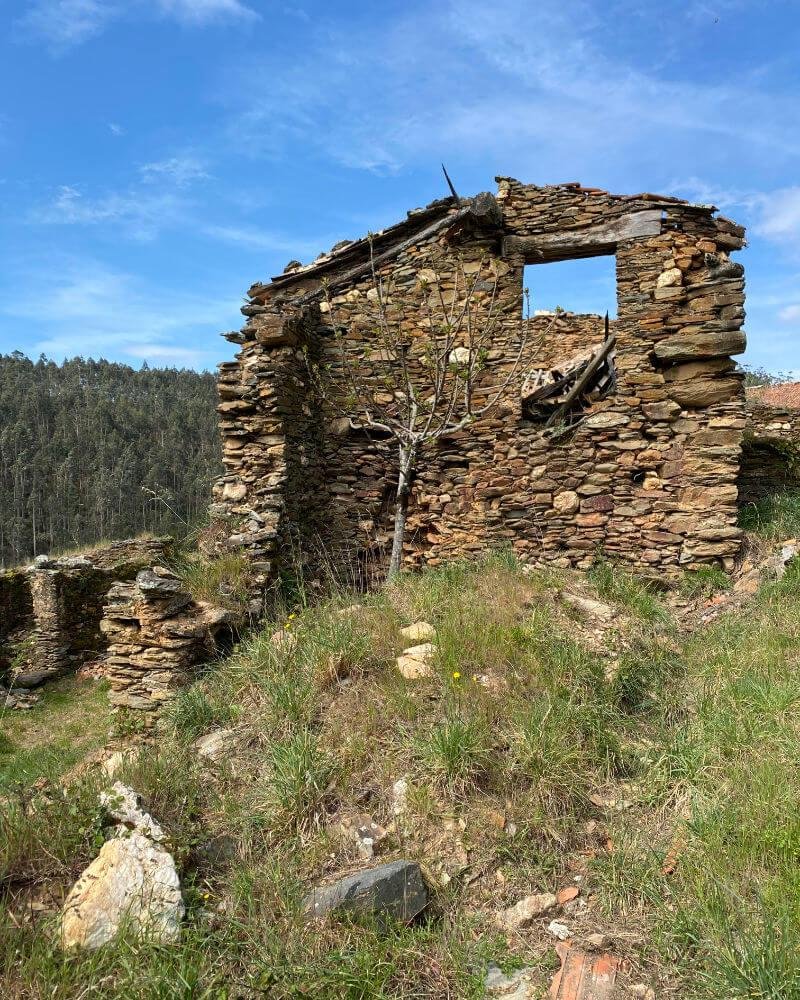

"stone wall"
[208, 178, 747, 586]
[101, 568, 235, 724]
[740, 401, 800, 505]
[1, 538, 171, 689]
[0, 569, 34, 680]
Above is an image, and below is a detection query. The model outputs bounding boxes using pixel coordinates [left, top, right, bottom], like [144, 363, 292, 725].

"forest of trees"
[0, 353, 221, 567]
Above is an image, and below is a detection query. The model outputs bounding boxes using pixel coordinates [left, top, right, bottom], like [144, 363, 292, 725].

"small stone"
[303, 860, 428, 923]
[391, 778, 409, 817]
[399, 621, 436, 643]
[547, 919, 572, 940]
[553, 490, 580, 515]
[561, 592, 614, 622]
[101, 750, 132, 780]
[656, 267, 682, 288]
[497, 892, 557, 930]
[586, 932, 610, 949]
[485, 963, 538, 998]
[195, 729, 235, 763]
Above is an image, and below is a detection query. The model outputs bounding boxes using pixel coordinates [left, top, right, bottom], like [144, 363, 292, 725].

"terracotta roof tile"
[747, 383, 800, 409]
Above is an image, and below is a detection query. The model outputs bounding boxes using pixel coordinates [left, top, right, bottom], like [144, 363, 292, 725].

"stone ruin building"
[209, 176, 752, 587]
[7, 178, 800, 724]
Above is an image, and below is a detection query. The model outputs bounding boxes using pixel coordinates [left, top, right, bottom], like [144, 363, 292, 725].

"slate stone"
[304, 860, 428, 923]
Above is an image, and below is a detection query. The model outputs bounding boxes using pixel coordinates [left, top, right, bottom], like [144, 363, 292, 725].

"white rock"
[391, 778, 409, 817]
[101, 751, 130, 780]
[562, 592, 614, 622]
[547, 919, 572, 940]
[270, 628, 298, 654]
[61, 833, 183, 950]
[656, 267, 683, 288]
[449, 347, 471, 365]
[497, 892, 557, 930]
[584, 411, 630, 429]
[195, 729, 234, 763]
[396, 642, 435, 679]
[100, 782, 165, 843]
[399, 621, 436, 643]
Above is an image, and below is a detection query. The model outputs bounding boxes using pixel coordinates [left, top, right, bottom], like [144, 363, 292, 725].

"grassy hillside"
[1, 541, 799, 998]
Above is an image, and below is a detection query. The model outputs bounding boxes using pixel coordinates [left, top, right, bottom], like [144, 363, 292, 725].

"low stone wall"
[1, 538, 171, 689]
[102, 568, 235, 724]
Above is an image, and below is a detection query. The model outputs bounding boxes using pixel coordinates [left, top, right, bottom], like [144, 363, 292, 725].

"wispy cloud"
[153, 0, 258, 25]
[33, 184, 187, 241]
[19, 0, 113, 51]
[202, 224, 330, 260]
[108, 122, 125, 136]
[17, 0, 258, 52]
[0, 258, 238, 369]
[139, 155, 210, 187]
[753, 187, 800, 243]
[223, 0, 800, 180]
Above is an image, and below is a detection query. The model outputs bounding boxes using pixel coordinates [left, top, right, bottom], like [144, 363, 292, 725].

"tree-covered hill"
[0, 353, 221, 567]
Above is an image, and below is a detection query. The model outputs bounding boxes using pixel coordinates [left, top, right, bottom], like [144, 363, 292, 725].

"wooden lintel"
[503, 210, 663, 263]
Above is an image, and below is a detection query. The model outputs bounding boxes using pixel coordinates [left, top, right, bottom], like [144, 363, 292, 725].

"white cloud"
[753, 187, 800, 243]
[140, 156, 210, 187]
[19, 0, 113, 50]
[153, 0, 258, 24]
[202, 224, 329, 260]
[0, 259, 237, 369]
[34, 184, 187, 241]
[18, 0, 257, 51]
[224, 0, 800, 181]
[778, 304, 800, 324]
[109, 122, 125, 136]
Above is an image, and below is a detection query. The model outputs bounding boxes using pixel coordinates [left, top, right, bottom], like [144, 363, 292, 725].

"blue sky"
[1, 0, 799, 373]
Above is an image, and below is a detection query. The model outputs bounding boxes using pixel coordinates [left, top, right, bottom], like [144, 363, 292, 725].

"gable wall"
[209, 179, 747, 590]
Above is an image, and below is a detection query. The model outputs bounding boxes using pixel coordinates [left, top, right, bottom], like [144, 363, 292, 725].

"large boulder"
[304, 860, 428, 923]
[60, 833, 184, 950]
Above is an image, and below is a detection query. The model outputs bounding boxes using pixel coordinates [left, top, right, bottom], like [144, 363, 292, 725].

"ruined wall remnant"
[208, 177, 748, 584]
[740, 390, 800, 505]
[101, 568, 235, 723]
[0, 569, 34, 681]
[1, 538, 171, 689]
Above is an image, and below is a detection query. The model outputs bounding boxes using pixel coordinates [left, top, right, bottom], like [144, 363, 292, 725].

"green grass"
[2, 553, 800, 997]
[739, 491, 800, 541]
[0, 677, 110, 792]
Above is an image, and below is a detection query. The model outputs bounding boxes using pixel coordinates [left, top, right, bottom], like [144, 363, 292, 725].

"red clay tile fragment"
[549, 941, 622, 1000]
[557, 886, 580, 905]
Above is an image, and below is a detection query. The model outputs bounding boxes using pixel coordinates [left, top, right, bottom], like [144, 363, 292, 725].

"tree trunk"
[387, 444, 416, 582]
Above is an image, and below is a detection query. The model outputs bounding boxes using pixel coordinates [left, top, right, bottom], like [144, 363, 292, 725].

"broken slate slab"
[304, 860, 428, 923]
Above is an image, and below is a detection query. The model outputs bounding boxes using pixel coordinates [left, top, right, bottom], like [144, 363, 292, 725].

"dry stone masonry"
[208, 176, 749, 584]
[740, 386, 800, 504]
[101, 567, 235, 723]
[0, 538, 170, 689]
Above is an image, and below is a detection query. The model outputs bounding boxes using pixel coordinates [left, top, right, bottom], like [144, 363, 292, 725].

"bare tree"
[306, 242, 533, 581]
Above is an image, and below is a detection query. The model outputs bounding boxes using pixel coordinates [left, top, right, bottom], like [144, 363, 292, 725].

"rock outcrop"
[61, 782, 183, 950]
